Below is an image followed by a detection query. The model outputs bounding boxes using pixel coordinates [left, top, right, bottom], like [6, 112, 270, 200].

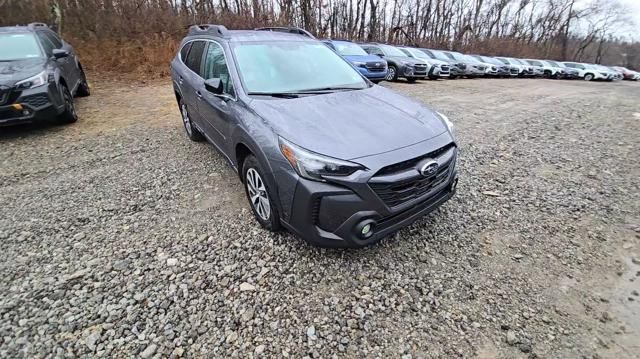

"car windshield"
[497, 58, 510, 65]
[0, 33, 43, 61]
[233, 41, 367, 94]
[463, 55, 480, 63]
[546, 60, 562, 67]
[428, 50, 451, 61]
[380, 44, 407, 57]
[406, 48, 429, 59]
[333, 41, 367, 56]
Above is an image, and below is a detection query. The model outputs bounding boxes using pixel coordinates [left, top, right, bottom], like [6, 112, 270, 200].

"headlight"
[437, 112, 454, 135]
[352, 61, 367, 68]
[279, 137, 365, 182]
[15, 71, 49, 90]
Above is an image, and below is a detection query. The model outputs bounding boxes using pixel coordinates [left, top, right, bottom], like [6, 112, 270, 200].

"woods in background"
[1, 0, 637, 77]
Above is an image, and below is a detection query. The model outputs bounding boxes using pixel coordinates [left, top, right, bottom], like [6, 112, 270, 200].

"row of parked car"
[321, 39, 640, 83]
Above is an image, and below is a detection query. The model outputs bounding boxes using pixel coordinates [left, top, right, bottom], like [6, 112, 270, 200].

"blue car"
[323, 40, 388, 83]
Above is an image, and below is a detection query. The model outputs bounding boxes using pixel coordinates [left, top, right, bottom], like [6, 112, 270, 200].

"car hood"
[249, 86, 448, 160]
[384, 56, 426, 65]
[0, 58, 47, 86]
[342, 54, 387, 65]
[424, 58, 450, 66]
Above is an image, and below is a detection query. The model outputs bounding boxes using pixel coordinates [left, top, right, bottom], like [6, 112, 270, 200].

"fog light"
[12, 104, 23, 111]
[354, 219, 376, 239]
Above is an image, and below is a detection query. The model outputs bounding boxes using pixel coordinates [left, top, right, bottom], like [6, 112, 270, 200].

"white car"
[495, 57, 528, 77]
[399, 47, 451, 79]
[562, 62, 610, 81]
[525, 59, 558, 78]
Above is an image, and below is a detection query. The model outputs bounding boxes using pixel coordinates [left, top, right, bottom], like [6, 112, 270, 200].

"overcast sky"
[617, 0, 640, 40]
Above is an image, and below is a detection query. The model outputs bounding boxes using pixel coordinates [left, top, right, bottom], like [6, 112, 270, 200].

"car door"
[178, 40, 209, 133]
[196, 41, 237, 155]
[35, 31, 78, 89]
[44, 30, 81, 88]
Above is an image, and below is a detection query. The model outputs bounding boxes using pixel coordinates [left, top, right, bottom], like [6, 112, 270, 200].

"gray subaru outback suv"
[171, 25, 458, 248]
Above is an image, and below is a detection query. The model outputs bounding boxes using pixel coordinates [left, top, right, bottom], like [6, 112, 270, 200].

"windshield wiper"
[295, 86, 361, 93]
[247, 92, 300, 98]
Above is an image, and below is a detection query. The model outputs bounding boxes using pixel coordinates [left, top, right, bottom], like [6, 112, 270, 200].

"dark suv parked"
[0, 23, 89, 126]
[171, 25, 458, 248]
[359, 43, 428, 82]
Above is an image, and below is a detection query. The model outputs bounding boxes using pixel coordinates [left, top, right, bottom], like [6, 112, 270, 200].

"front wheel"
[385, 66, 398, 81]
[57, 85, 78, 124]
[584, 73, 594, 81]
[179, 99, 204, 142]
[243, 155, 281, 231]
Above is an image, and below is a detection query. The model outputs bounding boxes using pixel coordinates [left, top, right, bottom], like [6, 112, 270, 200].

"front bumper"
[282, 144, 458, 248]
[0, 84, 62, 127]
[356, 67, 388, 81]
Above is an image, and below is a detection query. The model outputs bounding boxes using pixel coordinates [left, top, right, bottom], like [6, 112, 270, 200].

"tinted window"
[0, 33, 42, 61]
[180, 42, 192, 61]
[36, 32, 55, 56]
[185, 41, 206, 75]
[333, 42, 367, 56]
[42, 31, 62, 48]
[202, 42, 235, 96]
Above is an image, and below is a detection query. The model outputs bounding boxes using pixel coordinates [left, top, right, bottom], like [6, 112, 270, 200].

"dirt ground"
[0, 78, 639, 358]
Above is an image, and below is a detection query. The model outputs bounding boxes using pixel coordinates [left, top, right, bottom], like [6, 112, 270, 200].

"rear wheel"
[243, 155, 281, 231]
[179, 98, 204, 142]
[75, 67, 90, 97]
[584, 73, 594, 81]
[385, 65, 398, 81]
[57, 85, 78, 124]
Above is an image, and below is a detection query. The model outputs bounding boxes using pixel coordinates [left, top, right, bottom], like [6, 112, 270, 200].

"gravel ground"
[1, 78, 639, 358]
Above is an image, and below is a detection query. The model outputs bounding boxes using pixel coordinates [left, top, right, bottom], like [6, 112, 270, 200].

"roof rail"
[187, 24, 230, 38]
[28, 22, 49, 29]
[254, 27, 315, 39]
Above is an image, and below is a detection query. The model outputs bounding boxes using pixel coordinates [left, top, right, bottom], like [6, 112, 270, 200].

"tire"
[385, 65, 398, 81]
[75, 67, 90, 97]
[406, 78, 417, 83]
[179, 98, 204, 142]
[57, 85, 78, 124]
[371, 80, 381, 84]
[584, 73, 594, 81]
[242, 155, 281, 231]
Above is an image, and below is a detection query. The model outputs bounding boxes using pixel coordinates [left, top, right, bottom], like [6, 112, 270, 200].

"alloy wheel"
[246, 168, 271, 221]
[386, 67, 396, 81]
[64, 89, 77, 120]
[181, 103, 193, 136]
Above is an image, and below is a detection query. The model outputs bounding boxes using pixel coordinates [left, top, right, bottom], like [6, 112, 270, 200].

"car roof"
[187, 29, 316, 43]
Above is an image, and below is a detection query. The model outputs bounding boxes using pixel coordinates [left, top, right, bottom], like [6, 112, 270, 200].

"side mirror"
[52, 49, 69, 59]
[204, 78, 223, 95]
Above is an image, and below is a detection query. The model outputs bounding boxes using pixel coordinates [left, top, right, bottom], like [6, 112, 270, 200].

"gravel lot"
[1, 78, 639, 358]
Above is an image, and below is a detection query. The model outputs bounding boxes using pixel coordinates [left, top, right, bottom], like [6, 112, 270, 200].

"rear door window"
[185, 41, 206, 76]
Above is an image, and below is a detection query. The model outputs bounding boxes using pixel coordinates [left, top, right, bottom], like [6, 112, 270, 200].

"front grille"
[510, 68, 519, 74]
[441, 65, 450, 72]
[22, 94, 49, 108]
[369, 144, 456, 208]
[477, 65, 486, 71]
[457, 63, 467, 70]
[414, 64, 427, 75]
[366, 62, 386, 72]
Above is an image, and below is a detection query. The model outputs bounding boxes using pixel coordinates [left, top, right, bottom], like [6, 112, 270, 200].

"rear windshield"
[0, 33, 43, 61]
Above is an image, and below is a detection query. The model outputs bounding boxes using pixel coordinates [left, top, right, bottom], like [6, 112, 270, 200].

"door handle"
[196, 91, 203, 100]
[178, 77, 184, 85]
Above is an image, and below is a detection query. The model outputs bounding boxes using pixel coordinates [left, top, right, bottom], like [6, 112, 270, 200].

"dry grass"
[72, 36, 181, 80]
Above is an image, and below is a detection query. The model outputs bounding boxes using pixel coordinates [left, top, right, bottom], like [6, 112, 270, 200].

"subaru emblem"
[419, 160, 439, 177]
